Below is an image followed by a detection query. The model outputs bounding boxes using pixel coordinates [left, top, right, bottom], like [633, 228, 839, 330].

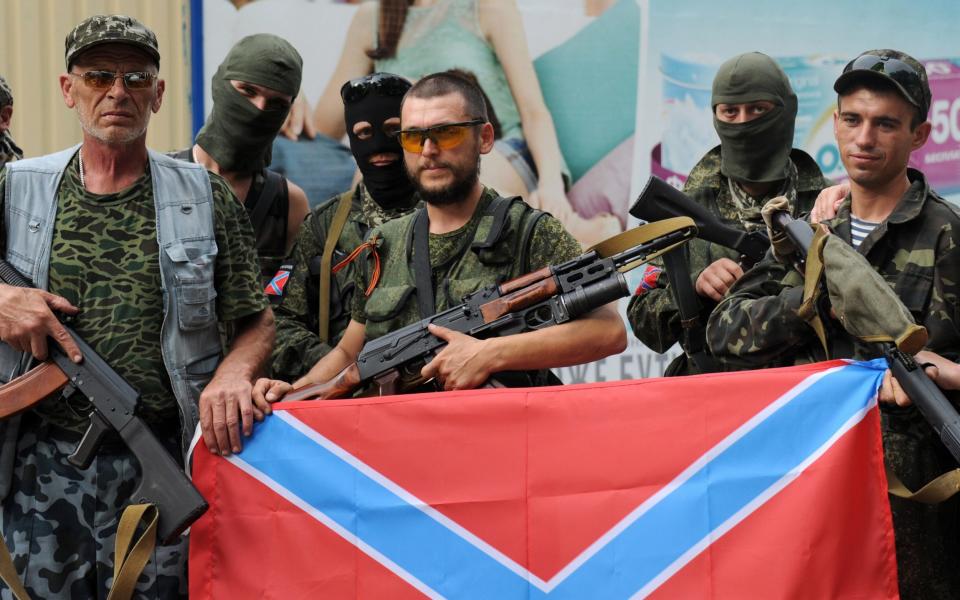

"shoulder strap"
[412, 208, 435, 319]
[248, 170, 284, 228]
[471, 194, 514, 251]
[318, 191, 356, 343]
[518, 207, 546, 273]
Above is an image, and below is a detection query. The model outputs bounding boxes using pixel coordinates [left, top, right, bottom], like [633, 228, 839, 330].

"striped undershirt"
[850, 215, 880, 249]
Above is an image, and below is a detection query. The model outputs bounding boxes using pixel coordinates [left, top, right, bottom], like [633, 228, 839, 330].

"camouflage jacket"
[271, 183, 417, 381]
[626, 145, 828, 375]
[704, 170, 960, 600]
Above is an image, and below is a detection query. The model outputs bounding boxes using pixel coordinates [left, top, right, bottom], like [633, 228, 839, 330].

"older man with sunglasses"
[706, 50, 960, 599]
[256, 72, 625, 400]
[271, 72, 419, 383]
[0, 15, 273, 598]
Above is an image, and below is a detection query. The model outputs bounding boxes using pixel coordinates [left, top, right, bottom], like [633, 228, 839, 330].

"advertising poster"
[199, 0, 959, 381]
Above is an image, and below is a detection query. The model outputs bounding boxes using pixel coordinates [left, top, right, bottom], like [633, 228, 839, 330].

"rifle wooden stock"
[481, 278, 560, 323]
[285, 362, 363, 401]
[0, 360, 70, 419]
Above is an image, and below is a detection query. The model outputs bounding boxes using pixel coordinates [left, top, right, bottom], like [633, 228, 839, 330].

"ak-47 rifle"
[287, 217, 698, 401]
[627, 176, 771, 373]
[768, 210, 960, 465]
[0, 260, 208, 544]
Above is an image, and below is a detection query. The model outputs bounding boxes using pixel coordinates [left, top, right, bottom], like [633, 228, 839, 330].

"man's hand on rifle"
[421, 324, 498, 391]
[809, 182, 850, 224]
[0, 284, 81, 362]
[879, 350, 948, 407]
[695, 258, 744, 302]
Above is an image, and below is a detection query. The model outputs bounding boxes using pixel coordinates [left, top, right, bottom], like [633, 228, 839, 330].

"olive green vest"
[363, 195, 545, 342]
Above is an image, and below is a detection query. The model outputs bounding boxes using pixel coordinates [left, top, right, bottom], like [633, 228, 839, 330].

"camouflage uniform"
[0, 155, 266, 599]
[626, 146, 828, 375]
[352, 187, 582, 343]
[706, 170, 960, 599]
[0, 76, 22, 170]
[272, 184, 417, 381]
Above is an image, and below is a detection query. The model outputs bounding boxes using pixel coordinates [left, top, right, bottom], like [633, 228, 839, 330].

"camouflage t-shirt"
[0, 153, 267, 433]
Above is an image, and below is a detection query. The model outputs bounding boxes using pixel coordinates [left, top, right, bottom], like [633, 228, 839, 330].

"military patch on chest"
[265, 263, 294, 297]
[634, 264, 663, 296]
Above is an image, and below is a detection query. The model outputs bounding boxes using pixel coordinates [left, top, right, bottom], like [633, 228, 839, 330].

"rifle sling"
[318, 192, 354, 343]
[886, 461, 960, 504]
[412, 209, 435, 319]
[588, 217, 695, 272]
[0, 504, 156, 600]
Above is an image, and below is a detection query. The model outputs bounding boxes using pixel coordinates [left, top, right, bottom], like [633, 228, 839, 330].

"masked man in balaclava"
[627, 51, 829, 376]
[270, 72, 418, 382]
[0, 75, 23, 170]
[172, 33, 310, 283]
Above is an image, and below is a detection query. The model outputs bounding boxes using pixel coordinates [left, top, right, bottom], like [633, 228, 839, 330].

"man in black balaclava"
[172, 33, 310, 283]
[271, 73, 418, 382]
[627, 51, 829, 376]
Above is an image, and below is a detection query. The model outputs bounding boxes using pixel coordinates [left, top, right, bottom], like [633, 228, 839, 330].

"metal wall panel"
[0, 0, 192, 158]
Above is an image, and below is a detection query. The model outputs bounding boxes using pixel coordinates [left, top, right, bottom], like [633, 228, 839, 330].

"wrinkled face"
[834, 87, 930, 190]
[351, 116, 401, 166]
[60, 43, 164, 145]
[229, 79, 293, 112]
[400, 93, 493, 203]
[714, 100, 776, 123]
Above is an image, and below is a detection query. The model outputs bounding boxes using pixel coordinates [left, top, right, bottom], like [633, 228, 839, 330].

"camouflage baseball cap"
[64, 15, 160, 69]
[834, 49, 930, 119]
[0, 75, 12, 107]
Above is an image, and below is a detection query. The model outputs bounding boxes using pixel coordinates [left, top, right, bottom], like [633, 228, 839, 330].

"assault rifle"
[768, 210, 960, 465]
[0, 260, 208, 544]
[287, 217, 698, 401]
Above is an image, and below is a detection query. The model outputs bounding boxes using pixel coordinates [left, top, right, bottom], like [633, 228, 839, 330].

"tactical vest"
[0, 145, 222, 477]
[363, 195, 546, 342]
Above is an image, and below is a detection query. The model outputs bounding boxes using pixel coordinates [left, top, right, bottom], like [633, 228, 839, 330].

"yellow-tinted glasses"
[395, 119, 485, 153]
[74, 70, 156, 90]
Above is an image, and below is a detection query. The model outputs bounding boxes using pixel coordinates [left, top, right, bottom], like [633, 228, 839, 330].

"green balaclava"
[196, 34, 302, 173]
[712, 52, 798, 184]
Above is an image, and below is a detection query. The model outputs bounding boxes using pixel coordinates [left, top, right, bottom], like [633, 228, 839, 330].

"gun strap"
[796, 227, 831, 357]
[411, 209, 435, 319]
[588, 217, 696, 272]
[318, 192, 355, 344]
[886, 462, 960, 504]
[107, 503, 158, 600]
[0, 532, 30, 600]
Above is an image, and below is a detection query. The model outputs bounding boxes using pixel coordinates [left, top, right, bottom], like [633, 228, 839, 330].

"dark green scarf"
[712, 52, 798, 184]
[196, 34, 302, 173]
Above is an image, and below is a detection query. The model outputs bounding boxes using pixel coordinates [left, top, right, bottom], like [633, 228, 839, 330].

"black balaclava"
[712, 52, 798, 184]
[343, 79, 415, 209]
[196, 34, 302, 173]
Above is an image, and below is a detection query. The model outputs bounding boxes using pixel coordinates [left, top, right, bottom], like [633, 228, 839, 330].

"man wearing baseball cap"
[0, 15, 273, 598]
[706, 49, 960, 598]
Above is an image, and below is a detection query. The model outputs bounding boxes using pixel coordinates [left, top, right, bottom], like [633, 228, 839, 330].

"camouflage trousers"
[883, 407, 960, 600]
[0, 421, 187, 600]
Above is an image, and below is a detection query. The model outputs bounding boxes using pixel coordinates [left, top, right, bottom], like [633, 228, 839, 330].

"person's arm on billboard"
[480, 0, 566, 211]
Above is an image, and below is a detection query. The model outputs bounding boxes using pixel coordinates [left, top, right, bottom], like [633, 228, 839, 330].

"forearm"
[272, 312, 335, 381]
[486, 303, 626, 372]
[215, 309, 275, 383]
[521, 106, 566, 194]
[293, 345, 355, 388]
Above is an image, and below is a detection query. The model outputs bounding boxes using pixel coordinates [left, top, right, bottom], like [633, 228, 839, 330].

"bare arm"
[310, 2, 377, 139]
[421, 303, 626, 390]
[285, 181, 311, 254]
[481, 0, 566, 201]
[199, 308, 275, 456]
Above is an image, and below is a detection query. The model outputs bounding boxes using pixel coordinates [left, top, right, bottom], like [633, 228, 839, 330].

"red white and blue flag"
[189, 359, 899, 599]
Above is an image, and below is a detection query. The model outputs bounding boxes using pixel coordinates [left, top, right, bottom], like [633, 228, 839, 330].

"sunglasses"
[340, 73, 411, 104]
[395, 119, 485, 154]
[842, 54, 927, 107]
[74, 70, 156, 90]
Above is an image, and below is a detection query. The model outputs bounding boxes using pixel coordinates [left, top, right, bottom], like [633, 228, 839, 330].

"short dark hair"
[402, 72, 489, 122]
[837, 79, 925, 130]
